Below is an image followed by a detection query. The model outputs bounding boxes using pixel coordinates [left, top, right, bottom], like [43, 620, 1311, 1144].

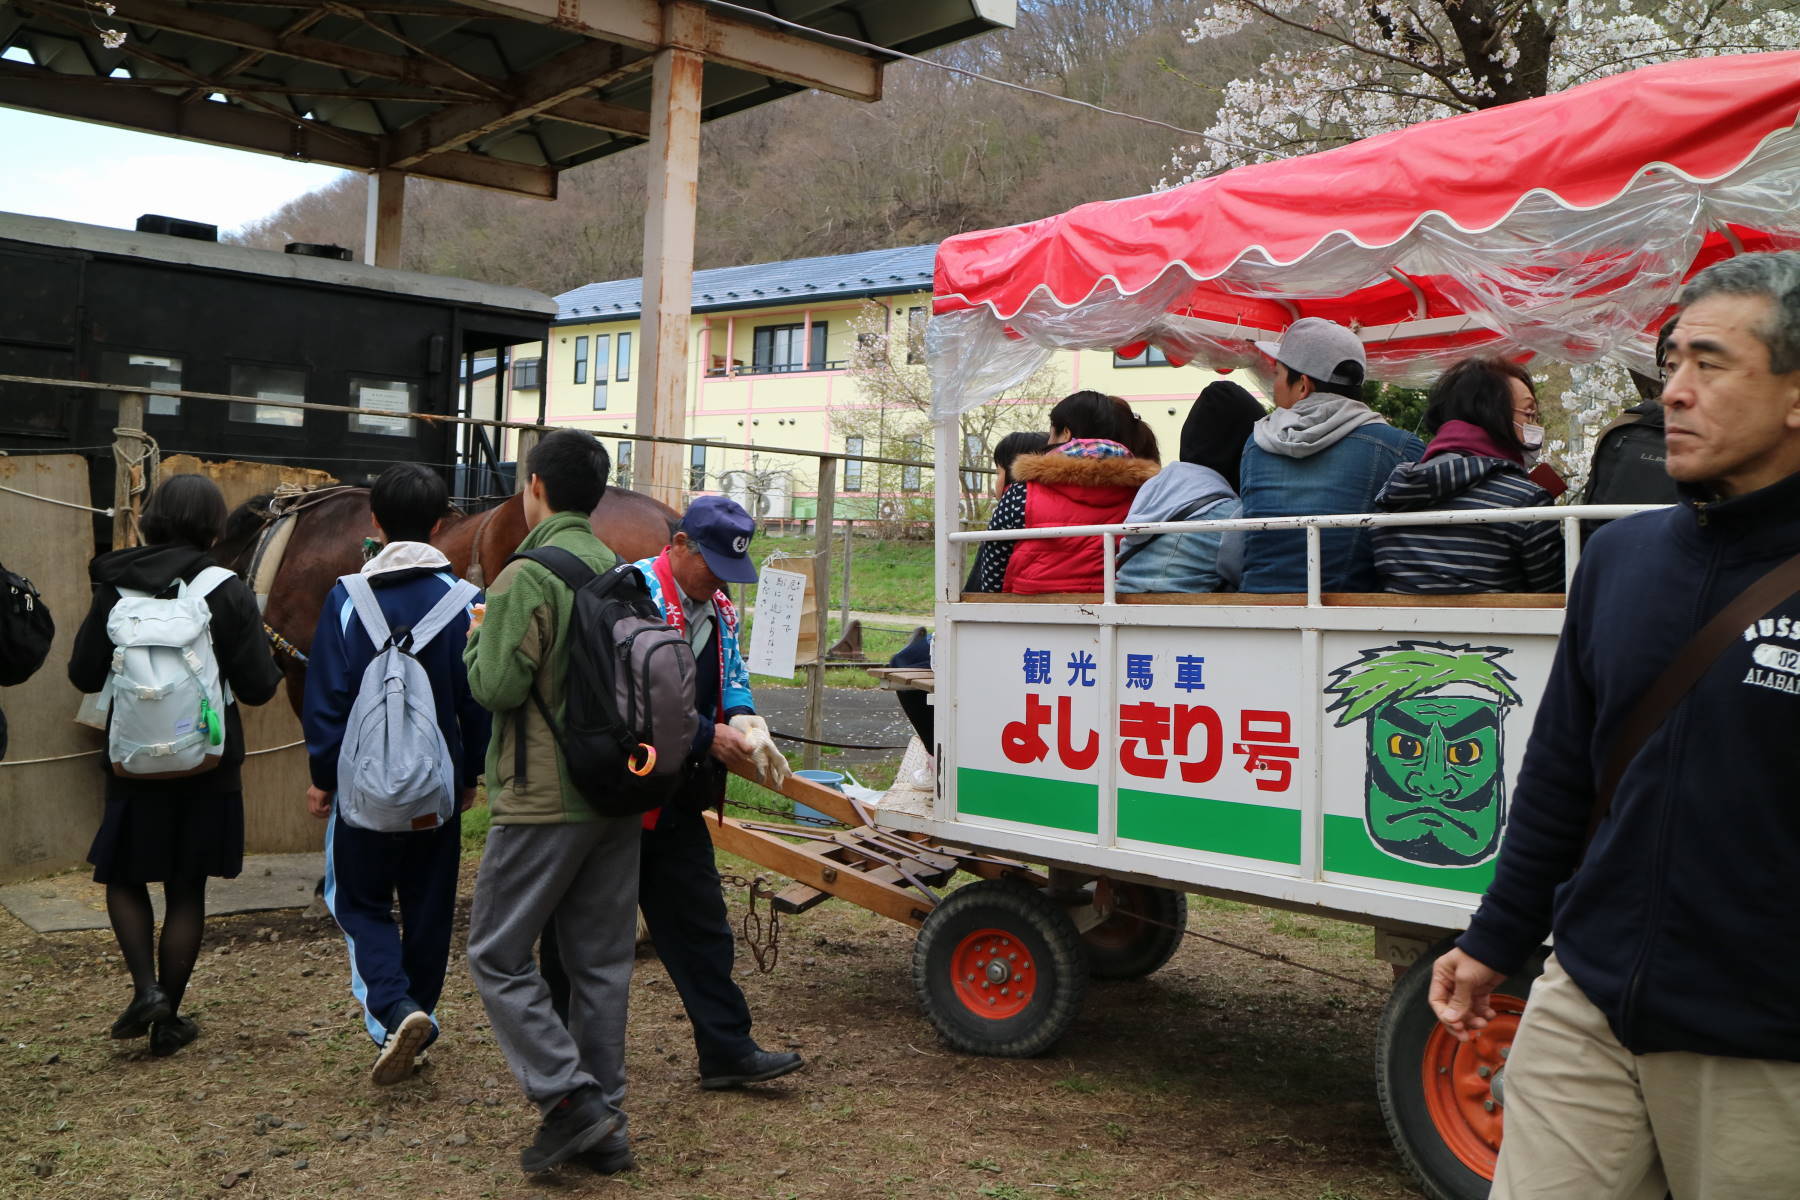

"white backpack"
[335, 573, 479, 832]
[106, 565, 238, 779]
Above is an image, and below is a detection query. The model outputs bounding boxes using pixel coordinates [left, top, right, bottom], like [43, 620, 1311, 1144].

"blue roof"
[554, 243, 938, 324]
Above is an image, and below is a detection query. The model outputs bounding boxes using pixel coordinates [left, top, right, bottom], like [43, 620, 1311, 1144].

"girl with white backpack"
[68, 475, 283, 1058]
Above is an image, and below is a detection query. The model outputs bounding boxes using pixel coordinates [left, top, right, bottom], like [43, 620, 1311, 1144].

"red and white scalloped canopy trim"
[932, 52, 1800, 325]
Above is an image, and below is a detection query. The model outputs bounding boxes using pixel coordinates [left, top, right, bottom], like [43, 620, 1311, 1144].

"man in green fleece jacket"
[464, 430, 637, 1176]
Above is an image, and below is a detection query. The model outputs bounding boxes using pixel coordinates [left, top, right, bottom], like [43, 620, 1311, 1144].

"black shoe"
[578, 1136, 636, 1176]
[111, 986, 172, 1039]
[519, 1087, 622, 1174]
[699, 1049, 804, 1090]
[148, 1015, 198, 1058]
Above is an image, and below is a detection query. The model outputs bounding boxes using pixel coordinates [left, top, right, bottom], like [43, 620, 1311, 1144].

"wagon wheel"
[912, 878, 1087, 1057]
[1082, 881, 1188, 981]
[1377, 936, 1544, 1200]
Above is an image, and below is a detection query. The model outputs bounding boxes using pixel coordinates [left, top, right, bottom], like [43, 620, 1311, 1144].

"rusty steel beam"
[178, 5, 331, 106]
[0, 61, 558, 197]
[385, 36, 651, 167]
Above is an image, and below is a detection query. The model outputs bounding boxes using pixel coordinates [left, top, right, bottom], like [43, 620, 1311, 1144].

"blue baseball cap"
[680, 495, 759, 584]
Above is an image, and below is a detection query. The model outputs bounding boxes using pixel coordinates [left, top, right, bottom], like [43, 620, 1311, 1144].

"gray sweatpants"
[466, 818, 641, 1120]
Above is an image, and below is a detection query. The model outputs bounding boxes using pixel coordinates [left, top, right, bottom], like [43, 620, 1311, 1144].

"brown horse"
[216, 487, 681, 714]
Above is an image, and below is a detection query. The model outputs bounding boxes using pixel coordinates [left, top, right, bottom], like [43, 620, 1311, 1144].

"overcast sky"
[0, 108, 345, 235]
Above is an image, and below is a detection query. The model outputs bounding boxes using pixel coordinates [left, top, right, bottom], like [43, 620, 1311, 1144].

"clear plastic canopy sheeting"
[928, 52, 1800, 420]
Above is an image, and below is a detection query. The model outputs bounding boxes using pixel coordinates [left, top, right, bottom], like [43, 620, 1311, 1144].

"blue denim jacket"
[1238, 423, 1425, 592]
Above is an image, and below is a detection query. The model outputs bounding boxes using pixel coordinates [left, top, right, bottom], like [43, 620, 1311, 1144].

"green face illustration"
[1366, 696, 1504, 866]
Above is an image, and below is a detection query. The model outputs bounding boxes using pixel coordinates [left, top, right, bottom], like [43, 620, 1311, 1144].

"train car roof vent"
[284, 242, 354, 261]
[135, 214, 218, 242]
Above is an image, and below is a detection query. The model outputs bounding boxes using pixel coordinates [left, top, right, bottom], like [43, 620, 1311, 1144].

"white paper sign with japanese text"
[746, 565, 808, 679]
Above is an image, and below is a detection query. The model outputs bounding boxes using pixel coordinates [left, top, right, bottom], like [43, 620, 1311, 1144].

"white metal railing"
[946, 504, 1667, 604]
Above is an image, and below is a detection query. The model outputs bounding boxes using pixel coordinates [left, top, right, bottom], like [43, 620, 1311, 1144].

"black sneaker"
[370, 1010, 433, 1087]
[699, 1049, 804, 1090]
[111, 986, 172, 1039]
[148, 1015, 199, 1058]
[519, 1087, 622, 1174]
[578, 1135, 636, 1176]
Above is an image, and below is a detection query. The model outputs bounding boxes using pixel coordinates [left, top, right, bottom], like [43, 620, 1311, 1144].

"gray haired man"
[1433, 250, 1800, 1197]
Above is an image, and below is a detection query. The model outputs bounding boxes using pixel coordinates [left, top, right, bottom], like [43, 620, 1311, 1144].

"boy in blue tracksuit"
[302, 463, 489, 1086]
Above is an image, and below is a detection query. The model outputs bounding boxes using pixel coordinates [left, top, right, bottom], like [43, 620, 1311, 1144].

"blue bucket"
[793, 769, 844, 825]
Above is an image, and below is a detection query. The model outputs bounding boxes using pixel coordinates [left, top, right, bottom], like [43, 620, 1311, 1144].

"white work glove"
[729, 713, 792, 788]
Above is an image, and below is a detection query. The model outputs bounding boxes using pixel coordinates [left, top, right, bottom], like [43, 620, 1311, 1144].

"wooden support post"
[838, 519, 852, 633]
[636, 1, 705, 509]
[363, 168, 406, 269]
[514, 428, 541, 494]
[802, 455, 837, 770]
[111, 391, 146, 550]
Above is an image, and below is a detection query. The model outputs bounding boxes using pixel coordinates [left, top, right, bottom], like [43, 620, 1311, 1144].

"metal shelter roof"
[0, 0, 1015, 198]
[555, 241, 936, 321]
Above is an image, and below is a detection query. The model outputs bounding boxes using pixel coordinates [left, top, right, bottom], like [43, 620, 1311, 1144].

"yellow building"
[501, 244, 1267, 519]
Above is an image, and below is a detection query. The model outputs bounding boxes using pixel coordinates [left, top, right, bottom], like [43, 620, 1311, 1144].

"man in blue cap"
[543, 495, 802, 1110]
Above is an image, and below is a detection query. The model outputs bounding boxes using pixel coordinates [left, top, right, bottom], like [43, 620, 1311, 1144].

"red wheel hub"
[1421, 993, 1526, 1178]
[949, 928, 1037, 1019]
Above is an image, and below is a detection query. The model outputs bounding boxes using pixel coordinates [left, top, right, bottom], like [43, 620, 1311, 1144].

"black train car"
[0, 211, 550, 508]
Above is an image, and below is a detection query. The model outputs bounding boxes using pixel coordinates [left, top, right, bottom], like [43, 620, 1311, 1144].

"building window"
[751, 322, 828, 374]
[98, 350, 183, 417]
[844, 436, 864, 492]
[907, 306, 927, 365]
[592, 334, 610, 410]
[1113, 344, 1171, 368]
[348, 376, 418, 437]
[901, 437, 923, 492]
[616, 331, 632, 382]
[572, 335, 589, 384]
[689, 441, 708, 492]
[616, 440, 632, 489]
[228, 363, 306, 428]
[512, 357, 542, 391]
[960, 432, 984, 494]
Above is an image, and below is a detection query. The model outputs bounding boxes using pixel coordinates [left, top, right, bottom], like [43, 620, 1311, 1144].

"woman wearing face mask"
[1370, 356, 1565, 593]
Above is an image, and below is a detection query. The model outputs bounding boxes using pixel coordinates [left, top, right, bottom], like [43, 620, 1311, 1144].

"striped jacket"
[1371, 454, 1564, 593]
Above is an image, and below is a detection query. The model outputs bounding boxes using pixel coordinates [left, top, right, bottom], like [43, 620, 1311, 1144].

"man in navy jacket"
[1432, 251, 1800, 1197]
[302, 464, 489, 1086]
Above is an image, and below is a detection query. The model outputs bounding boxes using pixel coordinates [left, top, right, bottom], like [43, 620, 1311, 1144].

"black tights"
[106, 877, 207, 1012]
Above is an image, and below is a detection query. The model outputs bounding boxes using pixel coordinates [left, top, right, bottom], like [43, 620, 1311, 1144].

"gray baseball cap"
[1255, 318, 1367, 388]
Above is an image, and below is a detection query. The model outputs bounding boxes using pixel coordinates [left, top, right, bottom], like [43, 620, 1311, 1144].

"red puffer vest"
[1003, 450, 1160, 594]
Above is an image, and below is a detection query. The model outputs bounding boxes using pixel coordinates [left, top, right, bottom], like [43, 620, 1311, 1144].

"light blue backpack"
[335, 573, 479, 832]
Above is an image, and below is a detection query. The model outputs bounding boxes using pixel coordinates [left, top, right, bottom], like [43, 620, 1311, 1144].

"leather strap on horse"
[1588, 548, 1800, 847]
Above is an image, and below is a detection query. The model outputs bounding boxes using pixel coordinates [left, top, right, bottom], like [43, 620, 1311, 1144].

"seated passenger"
[1116, 381, 1265, 593]
[1373, 356, 1564, 593]
[1238, 319, 1425, 592]
[968, 390, 1158, 594]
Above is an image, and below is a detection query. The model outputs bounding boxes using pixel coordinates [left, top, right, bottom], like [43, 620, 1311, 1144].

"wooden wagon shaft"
[707, 815, 936, 928]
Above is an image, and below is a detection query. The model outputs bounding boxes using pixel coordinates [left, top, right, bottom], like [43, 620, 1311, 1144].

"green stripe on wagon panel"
[956, 767, 1097, 835]
[1322, 814, 1495, 893]
[1118, 789, 1301, 864]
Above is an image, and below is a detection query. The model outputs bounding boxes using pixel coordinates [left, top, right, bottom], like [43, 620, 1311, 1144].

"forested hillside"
[231, 1, 1269, 291]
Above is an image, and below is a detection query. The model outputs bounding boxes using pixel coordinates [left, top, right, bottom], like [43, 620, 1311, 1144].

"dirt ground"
[0, 859, 1425, 1200]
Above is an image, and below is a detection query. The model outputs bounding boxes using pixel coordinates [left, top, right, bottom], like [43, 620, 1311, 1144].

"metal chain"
[719, 872, 782, 973]
[726, 797, 845, 827]
[1127, 909, 1386, 993]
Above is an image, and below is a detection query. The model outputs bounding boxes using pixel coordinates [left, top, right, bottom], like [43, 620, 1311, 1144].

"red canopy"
[929, 52, 1800, 407]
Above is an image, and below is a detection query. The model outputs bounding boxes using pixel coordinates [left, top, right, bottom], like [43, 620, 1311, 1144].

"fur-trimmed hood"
[1011, 450, 1160, 490]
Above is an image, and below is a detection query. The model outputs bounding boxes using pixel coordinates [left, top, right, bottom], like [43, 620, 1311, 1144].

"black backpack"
[510, 548, 701, 817]
[1585, 401, 1681, 509]
[0, 563, 54, 688]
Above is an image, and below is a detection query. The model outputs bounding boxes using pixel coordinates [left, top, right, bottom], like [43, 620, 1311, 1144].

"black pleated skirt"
[87, 788, 245, 884]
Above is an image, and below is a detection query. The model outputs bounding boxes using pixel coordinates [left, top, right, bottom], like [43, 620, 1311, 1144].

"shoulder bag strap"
[1115, 497, 1220, 569]
[510, 546, 599, 594]
[337, 573, 392, 649]
[405, 579, 480, 653]
[1588, 548, 1800, 845]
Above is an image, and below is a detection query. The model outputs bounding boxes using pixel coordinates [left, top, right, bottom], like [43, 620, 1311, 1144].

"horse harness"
[246, 485, 364, 666]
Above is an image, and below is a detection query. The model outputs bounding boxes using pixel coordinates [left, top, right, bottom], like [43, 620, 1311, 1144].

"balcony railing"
[707, 359, 846, 378]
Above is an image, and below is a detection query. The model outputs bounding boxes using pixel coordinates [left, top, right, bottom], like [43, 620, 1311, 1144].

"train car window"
[616, 332, 632, 382]
[348, 376, 418, 437]
[98, 350, 182, 416]
[228, 363, 306, 428]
